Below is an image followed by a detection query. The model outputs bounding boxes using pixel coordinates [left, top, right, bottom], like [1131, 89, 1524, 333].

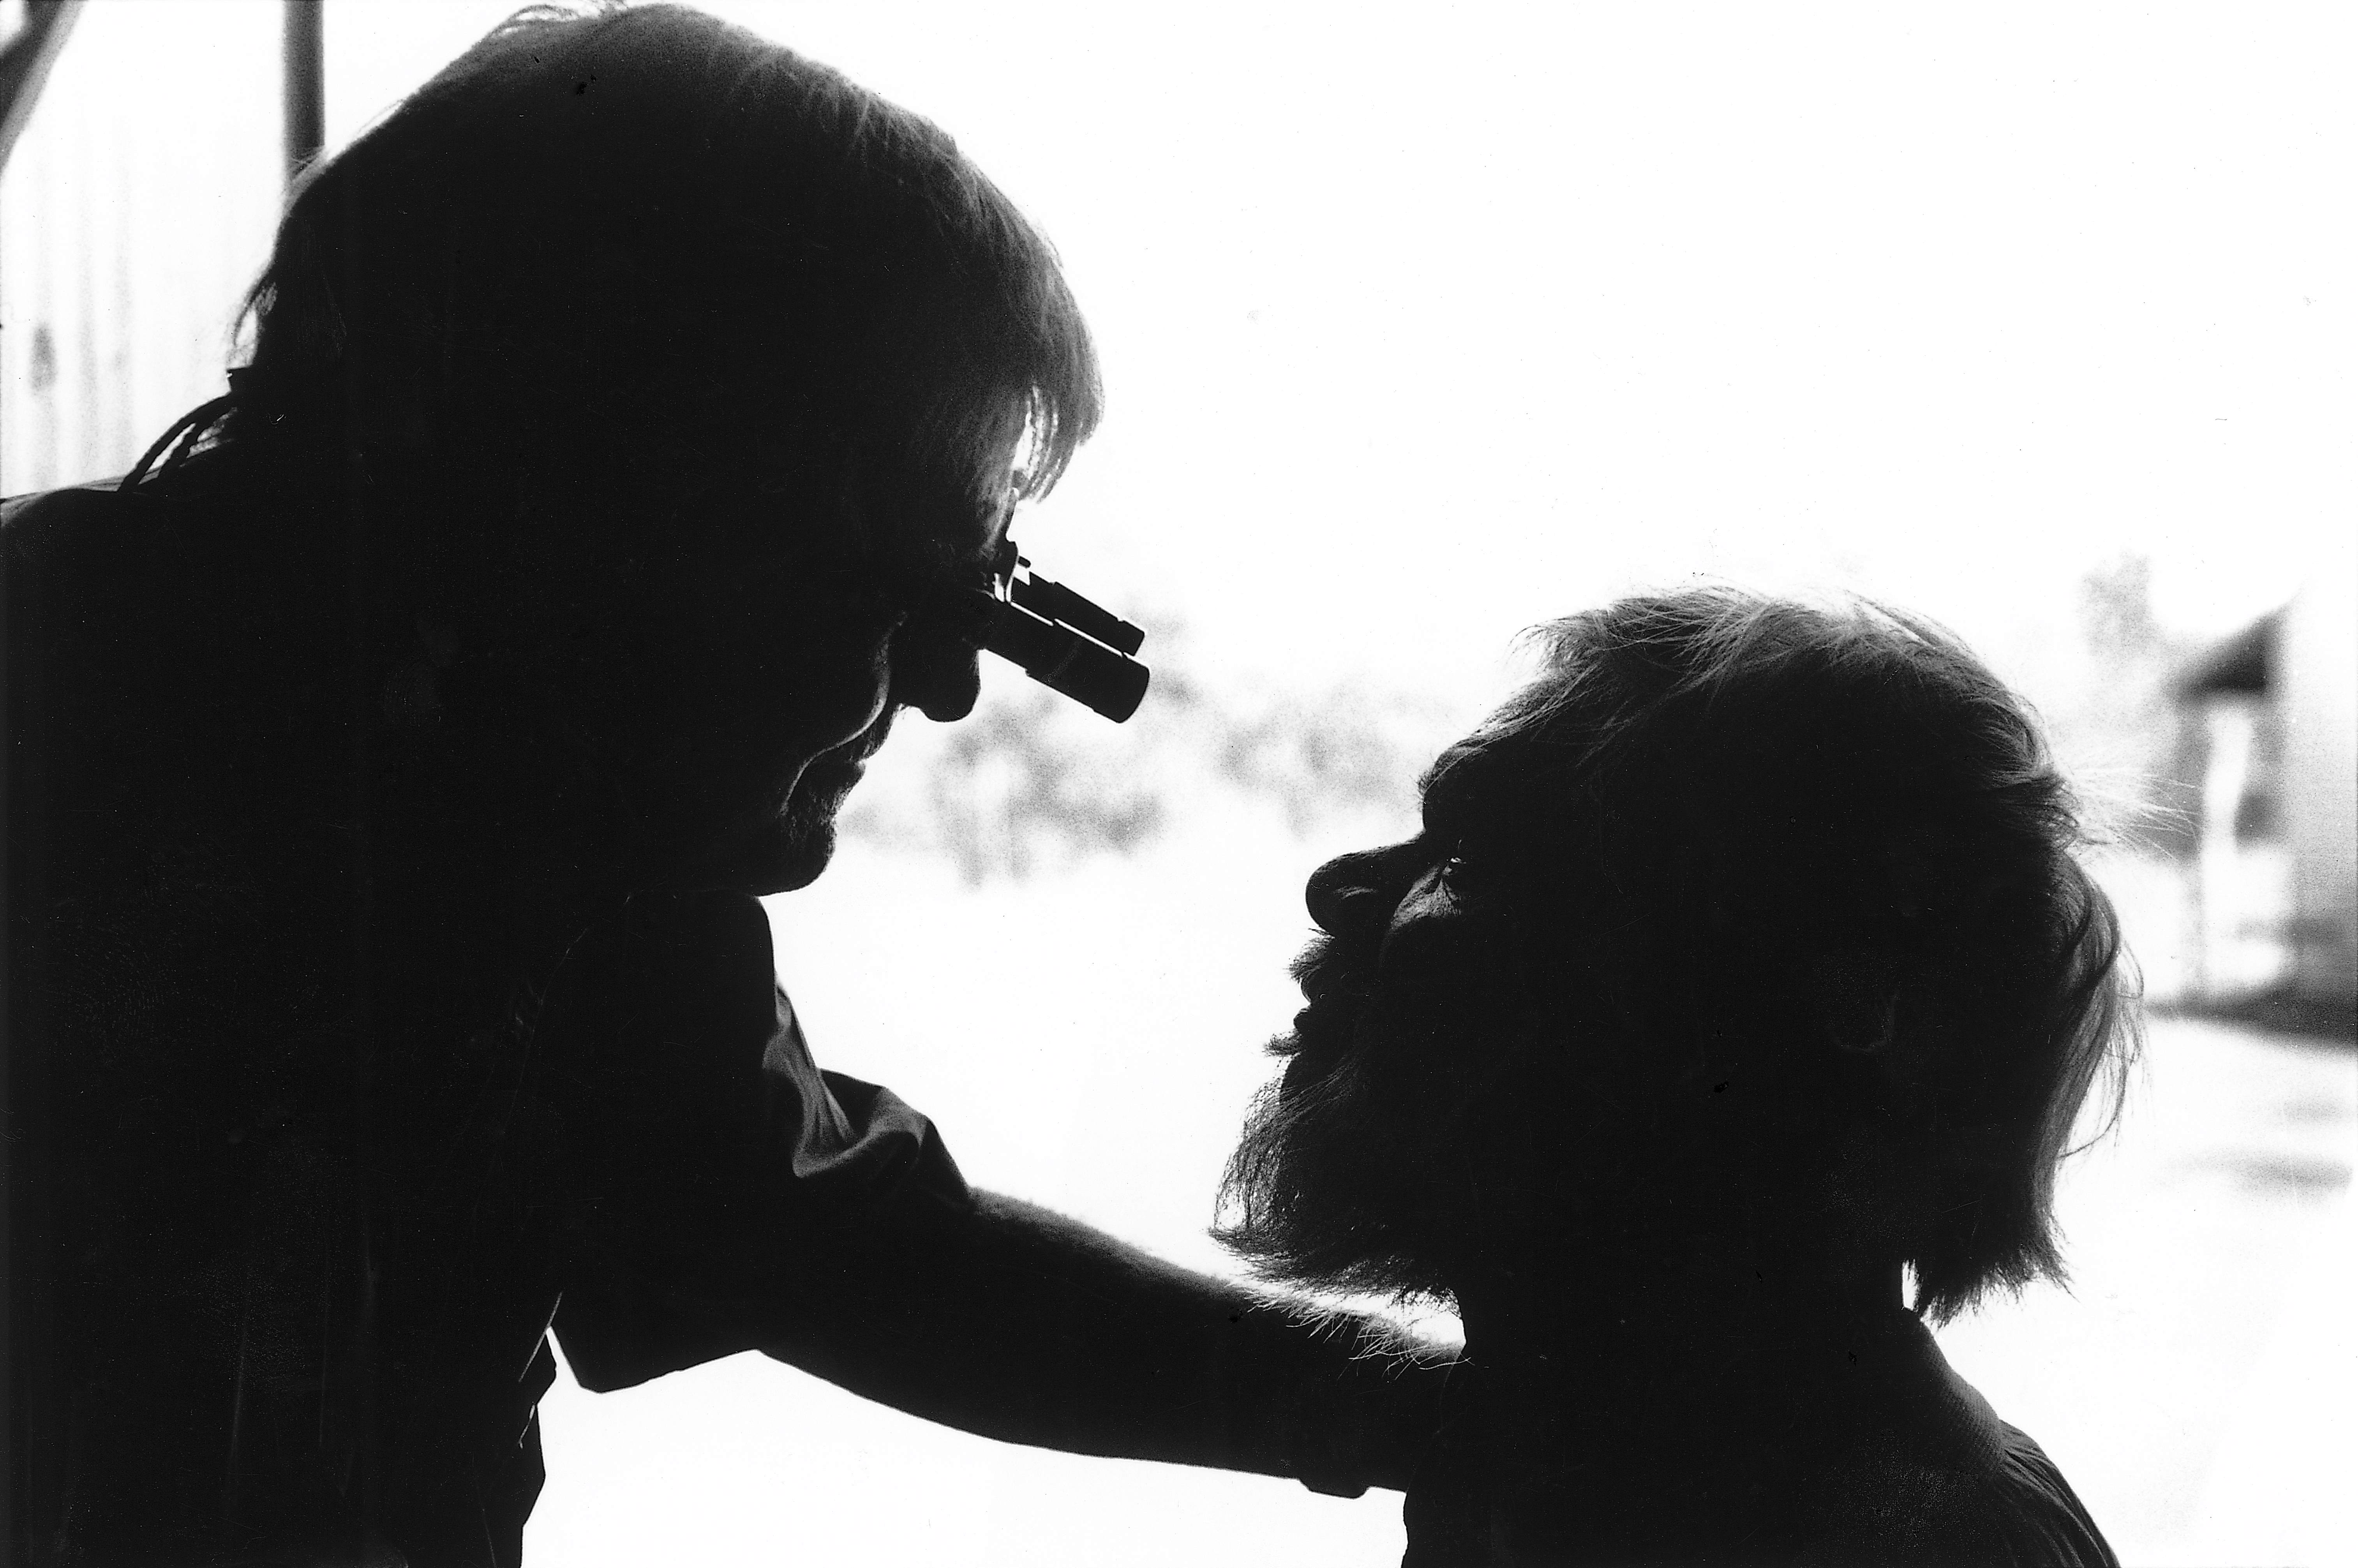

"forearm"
[756, 1189, 1450, 1492]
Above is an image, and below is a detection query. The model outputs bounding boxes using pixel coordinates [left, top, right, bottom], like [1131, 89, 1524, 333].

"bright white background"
[325, 2, 2351, 690]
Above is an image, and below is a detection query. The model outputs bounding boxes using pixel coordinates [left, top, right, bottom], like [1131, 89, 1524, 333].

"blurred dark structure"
[2172, 577, 2358, 1030]
[0, 3, 81, 176]
[282, 1, 323, 180]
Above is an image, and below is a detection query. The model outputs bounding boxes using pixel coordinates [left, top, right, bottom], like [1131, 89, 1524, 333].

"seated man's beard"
[1215, 935, 1459, 1303]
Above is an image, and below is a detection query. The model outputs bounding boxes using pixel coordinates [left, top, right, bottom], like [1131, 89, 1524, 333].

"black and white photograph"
[3, 3, 2351, 1564]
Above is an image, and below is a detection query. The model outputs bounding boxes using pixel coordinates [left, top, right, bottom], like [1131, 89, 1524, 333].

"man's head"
[1219, 590, 2136, 1324]
[221, 3, 1099, 891]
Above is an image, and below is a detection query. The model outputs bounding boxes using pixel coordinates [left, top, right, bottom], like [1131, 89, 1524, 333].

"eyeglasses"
[926, 538, 1150, 722]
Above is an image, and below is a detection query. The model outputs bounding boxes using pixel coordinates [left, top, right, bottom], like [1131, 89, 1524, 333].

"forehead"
[1418, 735, 1506, 828]
[1417, 720, 1582, 859]
[861, 439, 1020, 578]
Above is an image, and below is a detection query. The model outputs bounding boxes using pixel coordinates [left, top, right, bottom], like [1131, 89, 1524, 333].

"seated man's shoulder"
[1794, 1371, 2118, 1567]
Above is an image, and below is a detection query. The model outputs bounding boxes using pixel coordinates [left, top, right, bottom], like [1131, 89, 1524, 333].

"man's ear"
[1808, 954, 1961, 1151]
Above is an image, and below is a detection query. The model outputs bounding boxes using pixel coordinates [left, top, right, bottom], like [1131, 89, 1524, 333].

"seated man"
[1219, 590, 2134, 1566]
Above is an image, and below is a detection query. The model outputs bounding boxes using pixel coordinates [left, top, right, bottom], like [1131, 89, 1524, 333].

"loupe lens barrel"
[982, 601, 1150, 722]
[1009, 573, 1146, 657]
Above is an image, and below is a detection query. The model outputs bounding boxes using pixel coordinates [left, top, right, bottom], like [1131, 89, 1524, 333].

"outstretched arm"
[542, 895, 1450, 1493]
[755, 1187, 1450, 1495]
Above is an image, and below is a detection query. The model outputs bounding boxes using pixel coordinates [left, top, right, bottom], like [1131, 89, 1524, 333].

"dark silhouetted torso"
[4, 481, 970, 1566]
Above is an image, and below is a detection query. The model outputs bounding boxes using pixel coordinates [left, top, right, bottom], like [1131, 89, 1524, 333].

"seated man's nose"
[1305, 851, 1390, 938]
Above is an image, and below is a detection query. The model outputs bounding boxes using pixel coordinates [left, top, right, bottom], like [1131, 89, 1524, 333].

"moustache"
[1279, 930, 1371, 1062]
[1291, 930, 1374, 1004]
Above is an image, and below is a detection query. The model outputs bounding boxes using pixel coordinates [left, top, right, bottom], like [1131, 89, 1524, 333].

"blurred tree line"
[846, 562, 2214, 883]
[843, 621, 1463, 883]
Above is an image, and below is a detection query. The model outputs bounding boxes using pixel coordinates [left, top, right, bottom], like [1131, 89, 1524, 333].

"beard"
[1214, 934, 1461, 1304]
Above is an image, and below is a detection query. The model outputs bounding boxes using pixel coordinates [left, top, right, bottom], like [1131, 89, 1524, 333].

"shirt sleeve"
[544, 889, 972, 1392]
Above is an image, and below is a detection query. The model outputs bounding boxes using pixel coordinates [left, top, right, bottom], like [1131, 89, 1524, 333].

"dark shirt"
[4, 483, 972, 1566]
[1402, 1312, 2118, 1567]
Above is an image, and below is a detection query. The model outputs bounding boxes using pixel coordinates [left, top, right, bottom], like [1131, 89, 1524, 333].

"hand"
[1291, 1318, 1459, 1497]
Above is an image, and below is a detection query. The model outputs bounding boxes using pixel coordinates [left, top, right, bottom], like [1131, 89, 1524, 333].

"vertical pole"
[283, 0, 323, 185]
[0, 1, 84, 1546]
[0, 0, 86, 178]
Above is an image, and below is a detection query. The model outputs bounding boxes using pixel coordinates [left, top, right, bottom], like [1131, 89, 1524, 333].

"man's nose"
[890, 625, 983, 723]
[1305, 848, 1400, 941]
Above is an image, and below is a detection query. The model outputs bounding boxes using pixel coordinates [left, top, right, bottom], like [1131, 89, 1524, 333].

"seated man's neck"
[1450, 1231, 1910, 1423]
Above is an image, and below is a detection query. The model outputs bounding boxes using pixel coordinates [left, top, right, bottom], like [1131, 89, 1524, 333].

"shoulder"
[1797, 1332, 2118, 1567]
[538, 890, 786, 1094]
[5, 460, 334, 617]
[1982, 1422, 2120, 1568]
[4, 480, 177, 580]
[4, 477, 133, 532]
[4, 481, 222, 716]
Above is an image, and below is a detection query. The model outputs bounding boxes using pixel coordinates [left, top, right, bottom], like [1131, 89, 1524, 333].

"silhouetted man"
[1222, 591, 2132, 1565]
[2, 9, 1441, 1563]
